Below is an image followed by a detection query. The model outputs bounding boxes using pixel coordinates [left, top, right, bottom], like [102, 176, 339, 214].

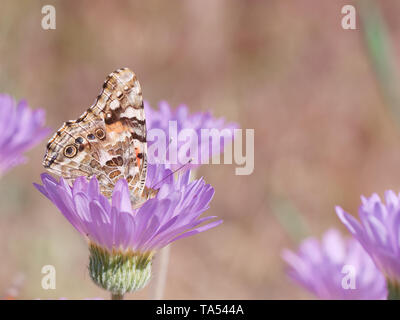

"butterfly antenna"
[149, 136, 176, 188]
[167, 136, 174, 149]
[151, 158, 193, 189]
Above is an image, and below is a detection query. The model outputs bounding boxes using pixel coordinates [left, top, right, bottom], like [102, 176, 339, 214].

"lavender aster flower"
[282, 229, 387, 300]
[34, 164, 221, 296]
[145, 101, 238, 170]
[0, 94, 49, 176]
[336, 191, 400, 299]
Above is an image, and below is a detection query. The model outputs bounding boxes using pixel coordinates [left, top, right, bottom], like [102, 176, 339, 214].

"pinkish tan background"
[1, 0, 400, 299]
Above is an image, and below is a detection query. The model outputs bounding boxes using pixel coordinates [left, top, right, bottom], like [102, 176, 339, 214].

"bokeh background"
[1, 0, 400, 299]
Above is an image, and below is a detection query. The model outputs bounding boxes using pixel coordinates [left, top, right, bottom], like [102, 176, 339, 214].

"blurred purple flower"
[34, 163, 221, 253]
[282, 229, 387, 300]
[0, 94, 49, 176]
[336, 191, 400, 285]
[145, 101, 238, 171]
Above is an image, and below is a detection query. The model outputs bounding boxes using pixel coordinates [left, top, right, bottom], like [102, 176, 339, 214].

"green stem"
[359, 0, 400, 123]
[111, 293, 124, 300]
[270, 195, 310, 243]
[387, 280, 400, 300]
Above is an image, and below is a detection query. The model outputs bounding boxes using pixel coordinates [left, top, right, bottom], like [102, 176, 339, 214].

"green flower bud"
[88, 243, 153, 296]
[388, 279, 400, 300]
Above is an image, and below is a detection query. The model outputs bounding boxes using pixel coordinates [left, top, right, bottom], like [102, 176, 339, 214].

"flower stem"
[359, 1, 400, 125]
[111, 293, 124, 300]
[149, 245, 170, 299]
[388, 280, 400, 300]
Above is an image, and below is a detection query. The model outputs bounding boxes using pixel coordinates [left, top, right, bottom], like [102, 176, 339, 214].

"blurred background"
[1, 0, 400, 299]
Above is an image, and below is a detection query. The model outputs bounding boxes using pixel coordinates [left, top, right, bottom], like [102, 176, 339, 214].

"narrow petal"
[165, 219, 223, 246]
[112, 179, 132, 213]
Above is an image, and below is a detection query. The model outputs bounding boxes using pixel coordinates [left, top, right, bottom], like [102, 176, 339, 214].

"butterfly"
[43, 68, 158, 207]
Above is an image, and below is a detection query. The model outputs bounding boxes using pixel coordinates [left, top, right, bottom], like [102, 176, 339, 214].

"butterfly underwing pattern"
[43, 68, 157, 207]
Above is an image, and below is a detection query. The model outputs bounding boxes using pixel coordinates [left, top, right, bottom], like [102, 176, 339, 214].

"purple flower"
[282, 229, 387, 300]
[336, 191, 400, 285]
[145, 101, 238, 171]
[0, 94, 49, 176]
[34, 164, 221, 253]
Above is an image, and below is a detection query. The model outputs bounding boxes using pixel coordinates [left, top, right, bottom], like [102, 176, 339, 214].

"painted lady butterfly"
[43, 68, 157, 207]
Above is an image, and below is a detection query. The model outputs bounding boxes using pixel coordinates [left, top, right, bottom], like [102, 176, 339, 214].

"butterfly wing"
[43, 68, 148, 200]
